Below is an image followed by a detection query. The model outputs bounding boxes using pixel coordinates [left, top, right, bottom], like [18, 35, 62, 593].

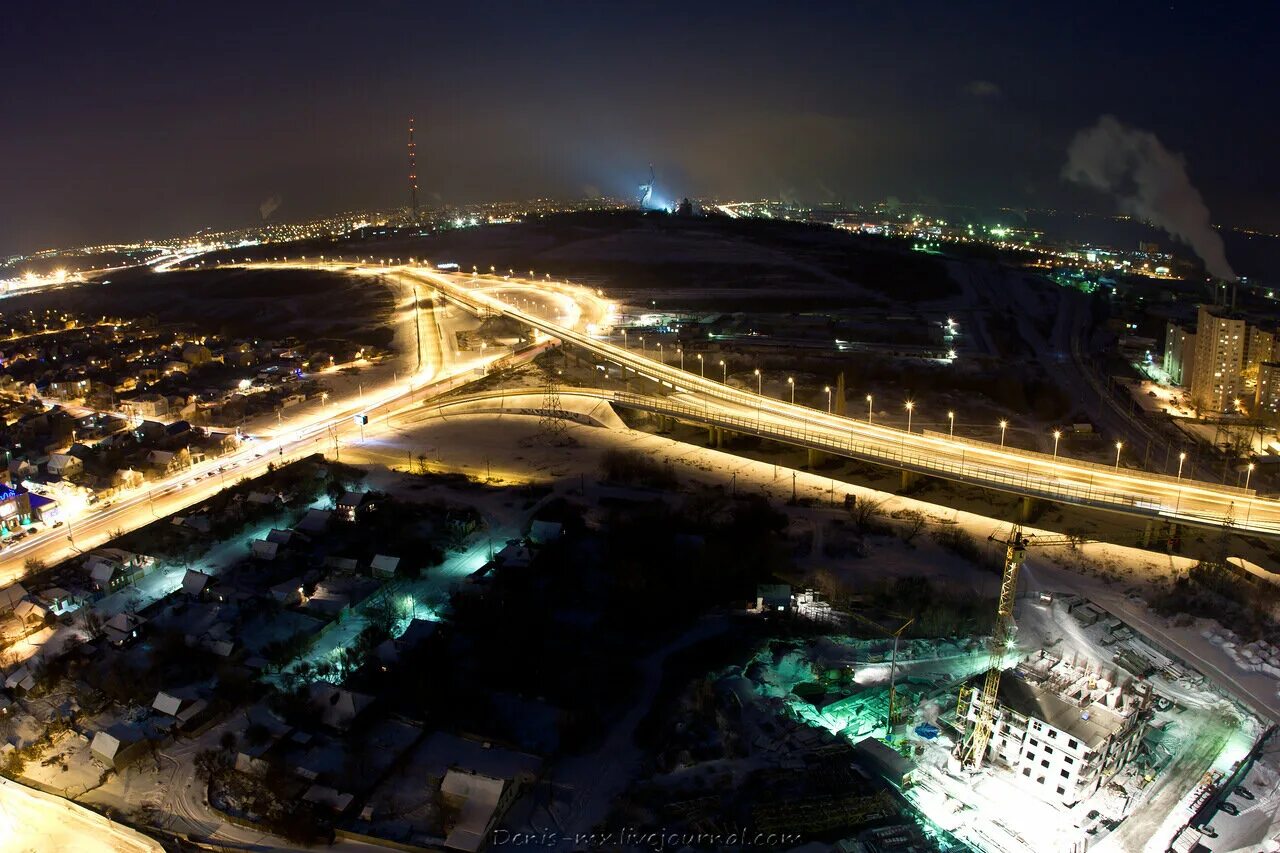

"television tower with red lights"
[407, 117, 419, 219]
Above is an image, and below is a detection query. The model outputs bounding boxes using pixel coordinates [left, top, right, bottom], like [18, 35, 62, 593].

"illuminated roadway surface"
[3, 257, 1274, 591]
[398, 264, 1276, 538]
[0, 265, 551, 586]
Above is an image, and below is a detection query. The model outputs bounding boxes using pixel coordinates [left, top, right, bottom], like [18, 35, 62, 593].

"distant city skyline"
[2, 2, 1277, 256]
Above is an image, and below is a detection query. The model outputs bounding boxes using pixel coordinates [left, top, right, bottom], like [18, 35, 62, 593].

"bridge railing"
[610, 390, 1280, 533]
[919, 429, 1256, 498]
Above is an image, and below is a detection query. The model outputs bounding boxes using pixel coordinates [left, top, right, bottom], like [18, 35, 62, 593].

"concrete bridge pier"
[807, 448, 825, 468]
[1017, 495, 1040, 522]
[900, 469, 921, 490]
[1140, 520, 1154, 548]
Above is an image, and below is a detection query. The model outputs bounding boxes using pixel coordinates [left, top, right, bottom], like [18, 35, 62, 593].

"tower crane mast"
[955, 525, 1028, 770]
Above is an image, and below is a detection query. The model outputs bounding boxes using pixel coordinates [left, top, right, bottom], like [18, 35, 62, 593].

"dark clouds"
[1, 1, 1277, 254]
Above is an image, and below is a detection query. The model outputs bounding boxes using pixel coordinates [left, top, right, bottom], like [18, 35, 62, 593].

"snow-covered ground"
[0, 775, 163, 853]
[338, 405, 1280, 851]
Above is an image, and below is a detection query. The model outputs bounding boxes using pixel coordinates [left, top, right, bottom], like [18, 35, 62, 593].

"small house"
[307, 683, 374, 731]
[296, 509, 332, 534]
[180, 569, 214, 599]
[102, 611, 146, 646]
[0, 582, 27, 614]
[528, 520, 564, 545]
[251, 539, 279, 561]
[370, 554, 400, 580]
[336, 491, 375, 522]
[46, 453, 82, 479]
[90, 724, 151, 770]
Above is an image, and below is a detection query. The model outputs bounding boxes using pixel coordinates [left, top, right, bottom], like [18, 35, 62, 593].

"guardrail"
[918, 429, 1256, 498]
[609, 390, 1280, 534]
[418, 271, 1277, 534]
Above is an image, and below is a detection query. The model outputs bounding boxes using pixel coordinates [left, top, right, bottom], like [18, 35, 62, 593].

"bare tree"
[898, 510, 927, 545]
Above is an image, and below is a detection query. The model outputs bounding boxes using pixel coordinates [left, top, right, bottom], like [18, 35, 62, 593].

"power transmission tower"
[537, 375, 568, 439]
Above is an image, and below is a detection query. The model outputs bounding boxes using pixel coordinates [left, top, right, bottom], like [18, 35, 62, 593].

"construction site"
[739, 528, 1269, 852]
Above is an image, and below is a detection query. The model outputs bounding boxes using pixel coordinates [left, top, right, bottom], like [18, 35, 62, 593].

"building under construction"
[957, 649, 1152, 806]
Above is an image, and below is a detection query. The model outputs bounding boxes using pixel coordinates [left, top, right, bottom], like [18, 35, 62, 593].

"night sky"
[3, 1, 1277, 255]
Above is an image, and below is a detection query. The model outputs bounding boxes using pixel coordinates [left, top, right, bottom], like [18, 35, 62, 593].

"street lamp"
[999, 420, 1008, 447]
[1114, 441, 1123, 471]
[639, 336, 645, 355]
[697, 353, 704, 377]
[1246, 462, 1256, 491]
[948, 411, 955, 438]
[866, 394, 873, 423]
[1052, 430, 1061, 461]
[719, 359, 727, 383]
[1175, 452, 1187, 514]
[678, 347, 684, 370]
[787, 377, 795, 404]
[657, 342, 664, 364]
[754, 368, 762, 395]
[825, 386, 832, 413]
[905, 401, 914, 434]
[622, 329, 628, 350]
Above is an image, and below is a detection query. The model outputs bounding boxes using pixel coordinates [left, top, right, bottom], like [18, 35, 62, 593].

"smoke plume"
[1063, 115, 1234, 281]
[259, 194, 282, 221]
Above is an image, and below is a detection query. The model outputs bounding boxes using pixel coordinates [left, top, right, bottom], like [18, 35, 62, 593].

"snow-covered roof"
[528, 520, 563, 544]
[442, 769, 506, 852]
[181, 569, 211, 596]
[251, 539, 279, 560]
[495, 543, 533, 568]
[307, 683, 374, 730]
[302, 784, 354, 813]
[90, 730, 122, 760]
[266, 528, 295, 544]
[104, 612, 143, 632]
[204, 639, 234, 657]
[296, 509, 332, 533]
[370, 554, 399, 575]
[0, 582, 27, 611]
[3, 666, 32, 690]
[152, 691, 184, 717]
[13, 600, 46, 622]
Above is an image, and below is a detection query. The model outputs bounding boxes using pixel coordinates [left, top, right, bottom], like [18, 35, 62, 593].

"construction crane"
[885, 616, 916, 732]
[953, 525, 1028, 771]
[845, 608, 915, 736]
[952, 526, 1094, 770]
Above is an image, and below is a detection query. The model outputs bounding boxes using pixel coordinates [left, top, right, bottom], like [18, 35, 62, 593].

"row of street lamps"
[618, 335, 1256, 485]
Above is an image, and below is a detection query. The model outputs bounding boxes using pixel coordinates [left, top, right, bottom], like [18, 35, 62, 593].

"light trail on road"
[401, 265, 1278, 538]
